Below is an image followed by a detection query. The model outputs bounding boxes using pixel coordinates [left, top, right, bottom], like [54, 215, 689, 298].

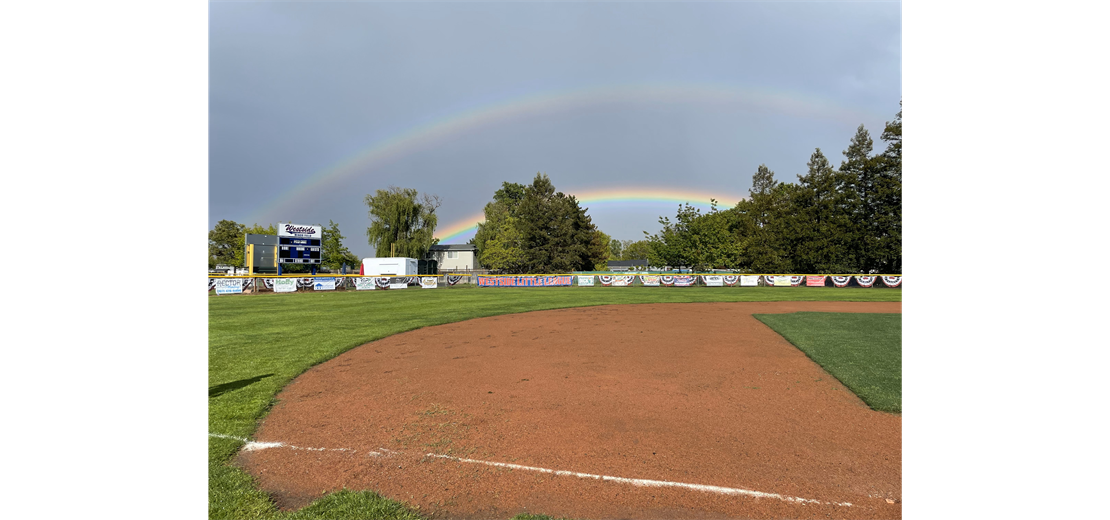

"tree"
[473, 182, 526, 269]
[595, 230, 614, 271]
[608, 237, 623, 263]
[621, 240, 653, 262]
[476, 174, 606, 273]
[872, 104, 902, 273]
[789, 148, 860, 273]
[321, 220, 360, 271]
[209, 219, 246, 268]
[645, 201, 742, 271]
[365, 186, 440, 258]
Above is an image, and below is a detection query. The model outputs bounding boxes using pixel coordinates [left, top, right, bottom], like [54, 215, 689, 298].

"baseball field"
[210, 285, 902, 519]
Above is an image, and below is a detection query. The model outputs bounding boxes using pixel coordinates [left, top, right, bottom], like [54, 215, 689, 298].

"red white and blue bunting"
[855, 276, 876, 287]
[723, 275, 739, 286]
[446, 275, 465, 286]
[881, 276, 902, 287]
[831, 276, 851, 287]
[598, 275, 634, 286]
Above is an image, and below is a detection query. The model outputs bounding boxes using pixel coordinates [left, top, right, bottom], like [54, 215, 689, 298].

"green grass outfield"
[209, 285, 901, 519]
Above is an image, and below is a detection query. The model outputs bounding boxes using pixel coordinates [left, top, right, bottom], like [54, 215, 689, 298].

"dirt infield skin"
[237, 302, 902, 519]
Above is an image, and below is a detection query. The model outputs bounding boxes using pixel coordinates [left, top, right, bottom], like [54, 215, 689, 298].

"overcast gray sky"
[209, 1, 901, 258]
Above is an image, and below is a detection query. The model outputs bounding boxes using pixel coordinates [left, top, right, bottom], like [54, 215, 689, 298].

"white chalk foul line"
[209, 433, 851, 507]
[426, 453, 851, 507]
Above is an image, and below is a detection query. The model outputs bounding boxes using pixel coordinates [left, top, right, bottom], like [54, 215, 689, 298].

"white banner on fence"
[703, 275, 724, 287]
[420, 277, 438, 289]
[640, 275, 660, 287]
[355, 277, 376, 290]
[612, 275, 633, 287]
[740, 275, 760, 286]
[578, 275, 594, 287]
[313, 277, 336, 291]
[273, 278, 297, 293]
[389, 281, 408, 289]
[773, 276, 793, 287]
[215, 278, 242, 295]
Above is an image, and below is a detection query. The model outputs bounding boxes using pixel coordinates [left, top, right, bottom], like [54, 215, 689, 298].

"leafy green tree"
[608, 237, 623, 263]
[476, 215, 526, 272]
[321, 220, 360, 271]
[595, 230, 614, 271]
[365, 186, 440, 258]
[209, 219, 246, 268]
[645, 201, 742, 271]
[621, 240, 653, 262]
[472, 182, 526, 268]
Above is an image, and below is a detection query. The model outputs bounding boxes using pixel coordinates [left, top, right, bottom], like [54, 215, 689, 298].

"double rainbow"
[245, 82, 875, 226]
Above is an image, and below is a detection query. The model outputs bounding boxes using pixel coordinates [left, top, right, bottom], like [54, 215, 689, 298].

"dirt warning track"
[237, 301, 902, 519]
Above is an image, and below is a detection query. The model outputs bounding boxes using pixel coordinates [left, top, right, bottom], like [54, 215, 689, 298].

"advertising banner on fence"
[577, 275, 594, 287]
[477, 275, 573, 287]
[662, 275, 696, 286]
[806, 276, 827, 287]
[389, 279, 408, 289]
[639, 275, 660, 286]
[354, 277, 377, 290]
[702, 275, 723, 287]
[420, 277, 438, 289]
[773, 276, 793, 287]
[273, 278, 297, 293]
[740, 275, 760, 286]
[313, 277, 335, 291]
[599, 275, 633, 286]
[215, 278, 243, 295]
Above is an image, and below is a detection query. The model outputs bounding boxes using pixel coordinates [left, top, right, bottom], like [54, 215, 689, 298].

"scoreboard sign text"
[277, 223, 322, 264]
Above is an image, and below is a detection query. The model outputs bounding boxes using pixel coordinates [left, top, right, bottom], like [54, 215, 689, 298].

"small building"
[426, 244, 481, 271]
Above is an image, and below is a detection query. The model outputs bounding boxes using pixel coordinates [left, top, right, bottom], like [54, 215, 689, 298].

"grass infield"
[209, 285, 901, 519]
[754, 312, 902, 413]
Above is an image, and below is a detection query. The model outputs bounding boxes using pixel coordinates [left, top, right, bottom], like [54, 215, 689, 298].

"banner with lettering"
[881, 276, 902, 287]
[806, 275, 827, 287]
[420, 277, 438, 289]
[273, 278, 297, 293]
[740, 275, 760, 287]
[355, 277, 377, 290]
[477, 275, 574, 287]
[577, 275, 595, 287]
[771, 276, 792, 287]
[313, 277, 336, 291]
[639, 275, 660, 287]
[856, 276, 877, 287]
[215, 278, 244, 295]
[661, 275, 696, 287]
[599, 275, 633, 286]
[703, 275, 724, 287]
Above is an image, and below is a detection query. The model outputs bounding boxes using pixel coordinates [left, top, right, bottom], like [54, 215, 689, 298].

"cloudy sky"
[210, 1, 901, 258]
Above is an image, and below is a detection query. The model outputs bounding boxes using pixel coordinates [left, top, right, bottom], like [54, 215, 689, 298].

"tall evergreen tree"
[791, 148, 859, 273]
[873, 105, 902, 273]
[840, 124, 882, 272]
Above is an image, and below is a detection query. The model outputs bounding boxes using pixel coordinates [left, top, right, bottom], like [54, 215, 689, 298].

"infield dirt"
[237, 301, 901, 519]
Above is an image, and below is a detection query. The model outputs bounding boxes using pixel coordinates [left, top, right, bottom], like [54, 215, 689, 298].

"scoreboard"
[277, 222, 323, 265]
[278, 237, 321, 264]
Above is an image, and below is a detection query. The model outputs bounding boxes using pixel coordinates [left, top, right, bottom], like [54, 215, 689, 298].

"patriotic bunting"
[723, 275, 739, 286]
[855, 276, 876, 287]
[881, 276, 902, 287]
[447, 275, 465, 286]
[831, 276, 851, 287]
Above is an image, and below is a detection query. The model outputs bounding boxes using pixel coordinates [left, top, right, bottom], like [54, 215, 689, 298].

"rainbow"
[245, 82, 878, 225]
[435, 187, 745, 244]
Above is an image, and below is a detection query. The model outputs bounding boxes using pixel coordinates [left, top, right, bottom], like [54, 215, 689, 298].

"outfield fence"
[208, 274, 901, 294]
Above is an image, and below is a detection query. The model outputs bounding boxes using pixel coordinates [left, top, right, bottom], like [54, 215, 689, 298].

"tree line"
[643, 105, 902, 274]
